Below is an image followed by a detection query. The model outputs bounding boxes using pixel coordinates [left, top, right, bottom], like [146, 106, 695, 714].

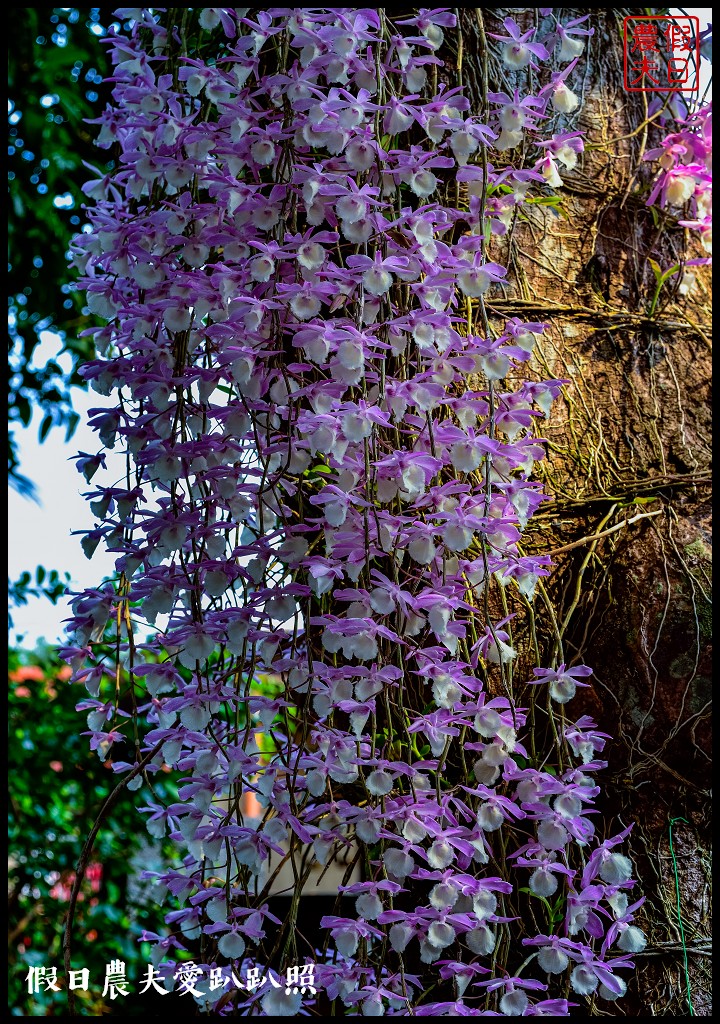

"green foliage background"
[7, 7, 113, 497]
[7, 13, 176, 1013]
[8, 647, 177, 1015]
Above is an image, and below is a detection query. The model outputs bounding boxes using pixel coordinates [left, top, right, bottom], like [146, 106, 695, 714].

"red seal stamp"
[623, 15, 700, 92]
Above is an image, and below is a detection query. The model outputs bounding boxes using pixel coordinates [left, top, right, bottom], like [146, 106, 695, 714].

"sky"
[8, 333, 119, 647]
[7, 10, 712, 650]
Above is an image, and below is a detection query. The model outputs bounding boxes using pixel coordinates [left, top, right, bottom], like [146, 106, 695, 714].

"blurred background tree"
[8, 645, 176, 1016]
[8, 7, 113, 499]
[8, 19, 171, 1012]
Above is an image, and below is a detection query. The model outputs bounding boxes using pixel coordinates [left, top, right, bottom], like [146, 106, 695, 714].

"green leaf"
[519, 887, 555, 916]
[64, 412, 80, 442]
[39, 413, 54, 442]
[660, 262, 681, 285]
[527, 194, 563, 207]
[647, 258, 664, 284]
[551, 895, 566, 922]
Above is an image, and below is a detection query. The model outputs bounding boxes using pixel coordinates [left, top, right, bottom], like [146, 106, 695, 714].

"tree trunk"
[459, 9, 711, 1016]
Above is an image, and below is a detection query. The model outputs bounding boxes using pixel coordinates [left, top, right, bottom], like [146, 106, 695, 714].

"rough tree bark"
[454, 9, 711, 1016]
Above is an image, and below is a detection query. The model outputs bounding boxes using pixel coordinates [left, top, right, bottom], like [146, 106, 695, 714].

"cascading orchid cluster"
[645, 100, 712, 253]
[64, 7, 644, 1015]
[643, 99, 712, 299]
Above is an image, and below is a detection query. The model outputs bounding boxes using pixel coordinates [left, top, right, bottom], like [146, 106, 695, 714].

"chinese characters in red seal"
[623, 16, 700, 92]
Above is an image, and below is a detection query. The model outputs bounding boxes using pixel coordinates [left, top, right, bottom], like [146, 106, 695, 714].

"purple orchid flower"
[488, 17, 550, 70]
